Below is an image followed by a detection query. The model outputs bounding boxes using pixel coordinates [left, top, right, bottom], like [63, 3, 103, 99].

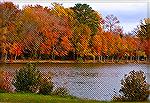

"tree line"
[0, 2, 150, 62]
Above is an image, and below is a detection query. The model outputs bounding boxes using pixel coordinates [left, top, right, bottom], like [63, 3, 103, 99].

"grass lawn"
[0, 93, 150, 103]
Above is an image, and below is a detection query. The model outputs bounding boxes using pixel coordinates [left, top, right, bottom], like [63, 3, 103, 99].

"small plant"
[112, 70, 149, 102]
[112, 95, 126, 102]
[52, 87, 69, 97]
[38, 74, 53, 95]
[77, 57, 84, 63]
[13, 63, 41, 93]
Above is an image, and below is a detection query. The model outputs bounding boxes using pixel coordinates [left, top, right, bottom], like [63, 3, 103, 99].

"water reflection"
[48, 71, 120, 78]
[0, 63, 150, 100]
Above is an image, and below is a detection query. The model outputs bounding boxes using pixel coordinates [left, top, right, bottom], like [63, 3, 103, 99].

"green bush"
[77, 57, 84, 63]
[38, 75, 53, 95]
[0, 89, 6, 93]
[13, 63, 41, 93]
[52, 87, 69, 97]
[112, 95, 126, 102]
[113, 70, 149, 102]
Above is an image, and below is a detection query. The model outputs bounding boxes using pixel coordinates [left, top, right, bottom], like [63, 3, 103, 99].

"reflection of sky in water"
[1, 63, 150, 101]
[51, 64, 149, 100]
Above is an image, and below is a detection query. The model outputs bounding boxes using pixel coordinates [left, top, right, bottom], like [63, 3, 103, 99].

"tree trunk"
[52, 45, 55, 60]
[147, 55, 150, 62]
[52, 54, 55, 60]
[99, 55, 102, 62]
[112, 56, 114, 62]
[127, 56, 129, 62]
[137, 56, 140, 63]
[4, 52, 7, 62]
[93, 55, 95, 63]
[73, 50, 76, 60]
[130, 56, 132, 62]
[1, 52, 4, 62]
[10, 54, 13, 63]
[15, 54, 17, 61]
[101, 56, 103, 62]
[74, 50, 77, 60]
[103, 56, 106, 62]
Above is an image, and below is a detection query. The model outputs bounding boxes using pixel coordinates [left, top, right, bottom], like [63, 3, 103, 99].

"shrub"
[38, 74, 53, 95]
[13, 63, 41, 93]
[77, 57, 84, 63]
[112, 95, 126, 102]
[52, 87, 69, 97]
[0, 70, 14, 92]
[113, 70, 149, 102]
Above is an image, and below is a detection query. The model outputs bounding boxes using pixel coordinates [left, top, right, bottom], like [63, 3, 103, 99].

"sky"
[0, 0, 149, 33]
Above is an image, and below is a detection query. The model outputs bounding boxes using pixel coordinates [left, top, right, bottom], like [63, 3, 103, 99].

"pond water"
[1, 63, 150, 101]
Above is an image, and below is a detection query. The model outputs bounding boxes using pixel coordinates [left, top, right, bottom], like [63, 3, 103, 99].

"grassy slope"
[0, 93, 149, 103]
[0, 93, 106, 103]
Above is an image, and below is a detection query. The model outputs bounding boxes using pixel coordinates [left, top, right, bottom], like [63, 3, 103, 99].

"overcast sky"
[0, 0, 149, 33]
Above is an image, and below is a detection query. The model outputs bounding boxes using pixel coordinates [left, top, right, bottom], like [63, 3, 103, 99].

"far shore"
[0, 60, 150, 64]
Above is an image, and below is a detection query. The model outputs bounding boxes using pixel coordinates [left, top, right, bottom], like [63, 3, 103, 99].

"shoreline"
[0, 60, 150, 64]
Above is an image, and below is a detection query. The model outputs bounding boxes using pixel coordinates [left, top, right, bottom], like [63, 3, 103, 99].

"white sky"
[0, 0, 149, 33]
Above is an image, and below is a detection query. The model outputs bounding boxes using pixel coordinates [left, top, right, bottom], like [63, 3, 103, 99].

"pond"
[1, 63, 150, 101]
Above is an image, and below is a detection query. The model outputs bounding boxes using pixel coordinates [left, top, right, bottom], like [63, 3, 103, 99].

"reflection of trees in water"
[48, 71, 119, 78]
[68, 72, 99, 77]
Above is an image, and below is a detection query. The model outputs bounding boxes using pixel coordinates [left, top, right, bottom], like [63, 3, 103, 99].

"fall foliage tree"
[0, 2, 20, 61]
[71, 3, 100, 36]
[48, 4, 73, 59]
[0, 1, 149, 62]
[70, 3, 102, 60]
[102, 14, 120, 32]
[137, 18, 150, 40]
[15, 6, 41, 59]
[10, 42, 22, 60]
[137, 18, 150, 60]
[92, 27, 103, 61]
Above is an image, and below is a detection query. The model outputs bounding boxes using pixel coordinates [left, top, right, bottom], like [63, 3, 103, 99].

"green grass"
[0, 93, 149, 103]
